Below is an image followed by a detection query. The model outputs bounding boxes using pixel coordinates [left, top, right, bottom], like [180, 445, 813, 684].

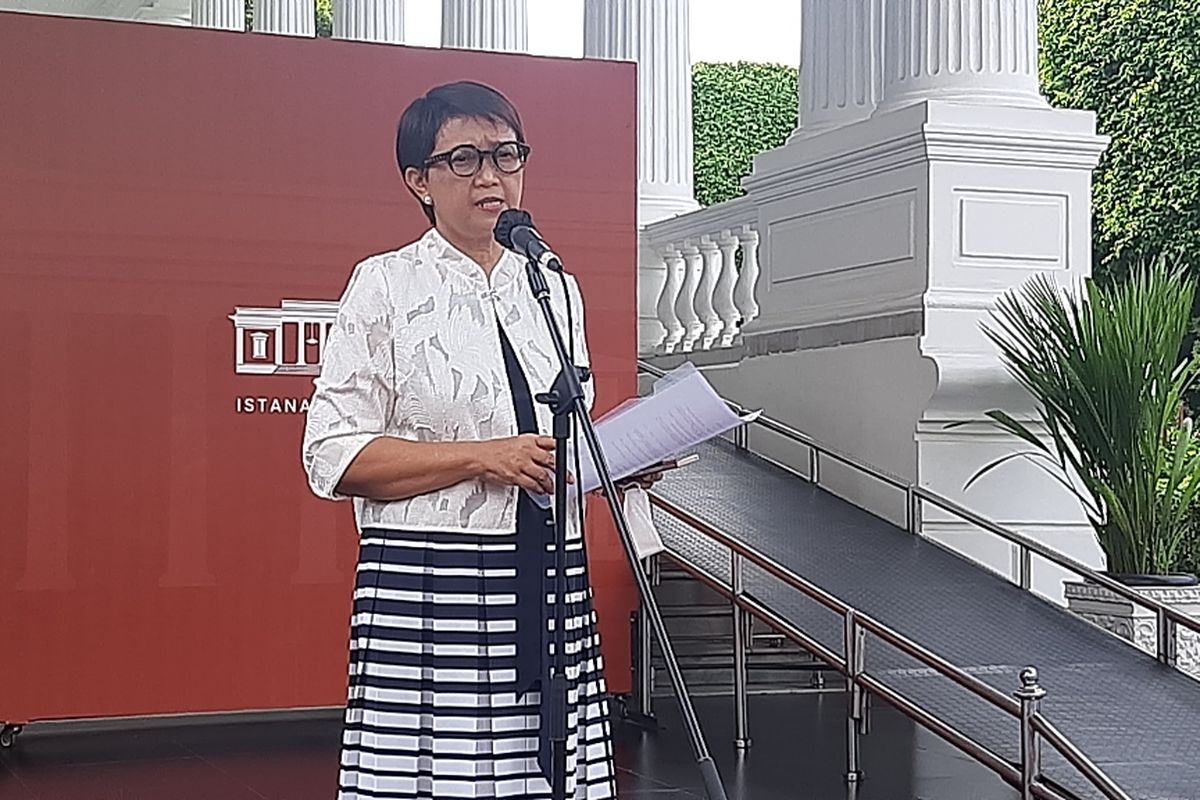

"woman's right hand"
[477, 434, 558, 495]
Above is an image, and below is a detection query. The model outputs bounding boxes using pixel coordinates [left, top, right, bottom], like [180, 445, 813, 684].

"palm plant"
[970, 259, 1200, 578]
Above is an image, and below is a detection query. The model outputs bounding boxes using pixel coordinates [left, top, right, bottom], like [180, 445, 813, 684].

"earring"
[423, 195, 433, 205]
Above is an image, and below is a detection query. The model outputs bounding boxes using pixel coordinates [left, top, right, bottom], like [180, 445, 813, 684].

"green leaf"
[972, 255, 1200, 575]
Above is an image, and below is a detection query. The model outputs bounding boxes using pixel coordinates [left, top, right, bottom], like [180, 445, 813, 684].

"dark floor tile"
[0, 690, 1020, 800]
[0, 726, 188, 769]
[8, 756, 268, 800]
[616, 765, 686, 794]
[0, 769, 36, 799]
[196, 749, 340, 800]
[170, 715, 341, 758]
[911, 776, 1019, 800]
[630, 692, 1018, 800]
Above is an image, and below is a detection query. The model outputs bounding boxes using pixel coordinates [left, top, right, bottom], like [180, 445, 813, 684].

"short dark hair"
[396, 81, 526, 224]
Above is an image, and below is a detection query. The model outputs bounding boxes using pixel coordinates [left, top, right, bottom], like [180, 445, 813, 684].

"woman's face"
[406, 115, 526, 251]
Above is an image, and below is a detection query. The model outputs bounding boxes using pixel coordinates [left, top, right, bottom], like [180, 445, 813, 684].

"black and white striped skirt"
[337, 528, 618, 799]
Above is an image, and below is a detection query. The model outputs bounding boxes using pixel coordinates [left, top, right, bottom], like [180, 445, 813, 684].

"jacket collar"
[422, 226, 521, 292]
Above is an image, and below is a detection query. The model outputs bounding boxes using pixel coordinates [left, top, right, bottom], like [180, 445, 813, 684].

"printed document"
[533, 363, 760, 507]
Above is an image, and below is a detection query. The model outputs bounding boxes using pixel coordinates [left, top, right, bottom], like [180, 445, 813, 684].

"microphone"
[493, 209, 563, 272]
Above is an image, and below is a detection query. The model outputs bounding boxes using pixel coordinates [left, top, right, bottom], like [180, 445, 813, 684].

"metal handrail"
[650, 495, 1022, 716]
[648, 495, 1127, 800]
[1032, 715, 1133, 800]
[637, 359, 1200, 640]
[638, 361, 912, 491]
[636, 358, 1169, 800]
[915, 487, 1199, 631]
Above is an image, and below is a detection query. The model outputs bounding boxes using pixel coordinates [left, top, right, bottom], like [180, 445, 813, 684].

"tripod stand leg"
[518, 251, 726, 800]
[550, 412, 571, 800]
[632, 555, 657, 723]
[581, 422, 729, 800]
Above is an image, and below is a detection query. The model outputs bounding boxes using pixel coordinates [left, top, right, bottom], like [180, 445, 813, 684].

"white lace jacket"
[301, 227, 595, 534]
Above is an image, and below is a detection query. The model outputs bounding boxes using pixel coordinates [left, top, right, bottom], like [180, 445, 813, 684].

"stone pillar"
[877, 0, 1045, 112]
[584, 0, 698, 226]
[192, 0, 243, 30]
[253, 0, 315, 35]
[441, 0, 528, 52]
[724, 0, 1108, 603]
[793, 0, 880, 140]
[334, 0, 404, 43]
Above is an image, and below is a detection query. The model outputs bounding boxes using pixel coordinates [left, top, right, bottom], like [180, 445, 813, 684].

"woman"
[302, 81, 619, 799]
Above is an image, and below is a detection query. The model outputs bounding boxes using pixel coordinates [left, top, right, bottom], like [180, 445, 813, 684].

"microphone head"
[493, 208, 533, 250]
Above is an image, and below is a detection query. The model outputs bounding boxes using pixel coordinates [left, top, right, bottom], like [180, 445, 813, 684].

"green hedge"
[1039, 0, 1200, 287]
[692, 62, 798, 207]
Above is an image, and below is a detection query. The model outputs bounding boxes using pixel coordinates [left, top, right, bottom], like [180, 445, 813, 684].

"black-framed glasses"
[424, 141, 530, 177]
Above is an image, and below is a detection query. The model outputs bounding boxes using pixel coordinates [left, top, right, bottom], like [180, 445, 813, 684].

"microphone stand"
[522, 256, 729, 800]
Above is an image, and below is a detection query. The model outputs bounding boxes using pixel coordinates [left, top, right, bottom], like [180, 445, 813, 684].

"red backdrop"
[0, 11, 638, 725]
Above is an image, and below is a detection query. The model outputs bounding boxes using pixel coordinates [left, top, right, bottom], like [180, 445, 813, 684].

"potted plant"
[968, 258, 1200, 674]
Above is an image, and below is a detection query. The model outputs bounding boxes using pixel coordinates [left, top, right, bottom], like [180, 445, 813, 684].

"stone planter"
[1064, 580, 1200, 679]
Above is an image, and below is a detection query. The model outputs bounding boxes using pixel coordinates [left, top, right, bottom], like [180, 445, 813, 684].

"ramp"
[648, 434, 1200, 800]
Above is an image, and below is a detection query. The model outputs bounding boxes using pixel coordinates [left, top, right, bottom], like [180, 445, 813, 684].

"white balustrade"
[676, 245, 703, 352]
[640, 196, 760, 356]
[733, 227, 760, 326]
[713, 233, 741, 348]
[655, 247, 686, 354]
[696, 238, 722, 349]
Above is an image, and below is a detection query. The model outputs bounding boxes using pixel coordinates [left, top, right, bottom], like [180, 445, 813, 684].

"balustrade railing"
[640, 196, 760, 356]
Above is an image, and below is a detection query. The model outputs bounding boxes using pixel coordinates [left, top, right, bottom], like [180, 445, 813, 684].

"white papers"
[623, 486, 665, 559]
[532, 363, 759, 507]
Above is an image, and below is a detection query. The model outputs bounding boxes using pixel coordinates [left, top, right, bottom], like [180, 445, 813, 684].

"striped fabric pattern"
[338, 528, 617, 799]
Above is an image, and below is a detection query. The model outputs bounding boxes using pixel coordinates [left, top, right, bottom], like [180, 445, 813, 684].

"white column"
[235, 327, 246, 368]
[334, 0, 404, 43]
[296, 323, 307, 367]
[254, 0, 315, 35]
[877, 0, 1045, 112]
[585, 0, 697, 226]
[733, 0, 1105, 601]
[192, 0, 242, 30]
[441, 0, 528, 52]
[793, 0, 880, 140]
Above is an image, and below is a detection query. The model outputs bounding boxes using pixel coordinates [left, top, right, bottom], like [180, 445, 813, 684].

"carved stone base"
[1064, 581, 1200, 679]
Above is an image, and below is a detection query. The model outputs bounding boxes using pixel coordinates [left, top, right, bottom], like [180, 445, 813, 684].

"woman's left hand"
[621, 471, 664, 491]
[594, 470, 665, 499]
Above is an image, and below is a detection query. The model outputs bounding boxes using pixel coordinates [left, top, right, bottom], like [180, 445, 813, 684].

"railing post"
[731, 551, 751, 750]
[1016, 545, 1033, 591]
[904, 486, 920, 534]
[844, 610, 867, 783]
[634, 554, 660, 721]
[1157, 608, 1179, 667]
[734, 423, 749, 451]
[809, 448, 821, 485]
[1015, 666, 1047, 800]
